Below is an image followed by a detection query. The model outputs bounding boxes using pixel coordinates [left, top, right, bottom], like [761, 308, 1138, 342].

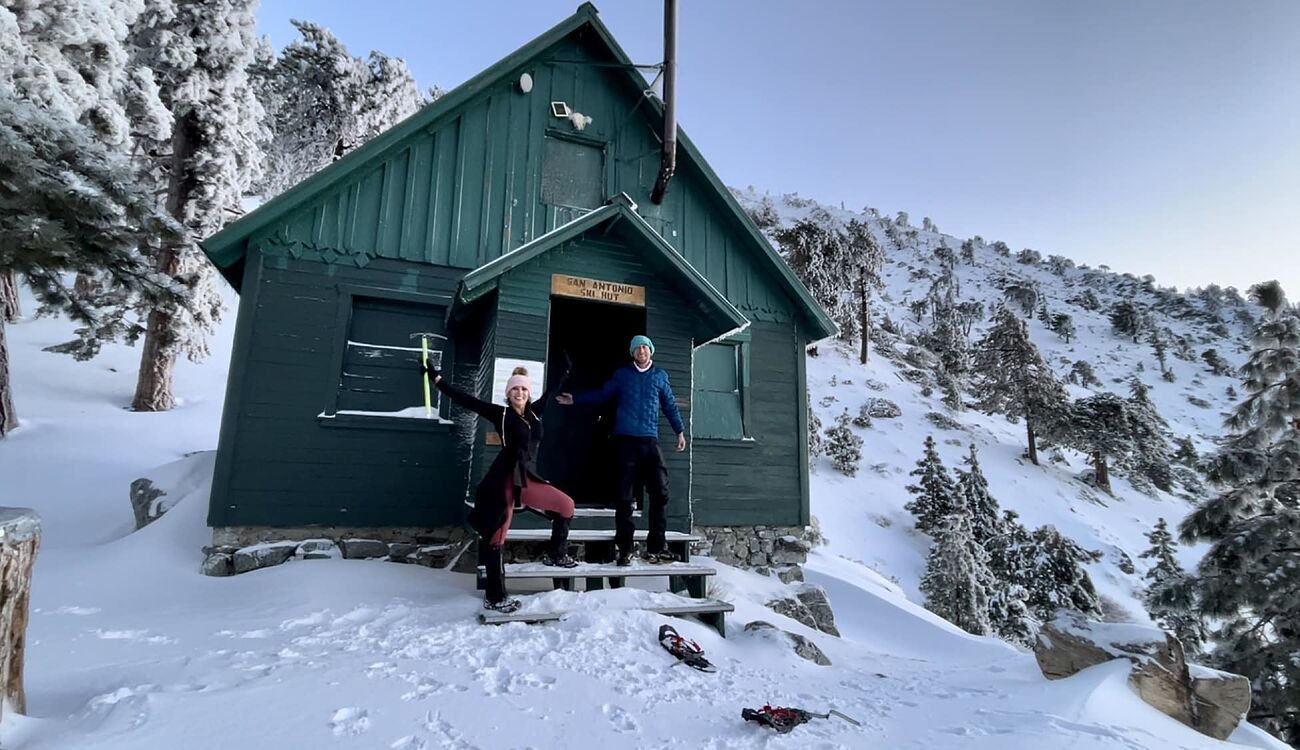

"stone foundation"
[692, 524, 815, 580]
[203, 526, 475, 577]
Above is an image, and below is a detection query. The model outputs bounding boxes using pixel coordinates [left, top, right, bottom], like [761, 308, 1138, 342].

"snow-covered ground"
[0, 254, 1289, 749]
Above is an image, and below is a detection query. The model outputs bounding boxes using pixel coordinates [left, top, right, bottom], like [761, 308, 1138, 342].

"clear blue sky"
[256, 1, 1300, 298]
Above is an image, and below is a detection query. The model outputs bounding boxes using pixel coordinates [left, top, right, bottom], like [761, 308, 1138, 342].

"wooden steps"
[479, 599, 733, 633]
[503, 529, 701, 543]
[500, 561, 715, 579]
[479, 560, 714, 598]
[484, 528, 728, 634]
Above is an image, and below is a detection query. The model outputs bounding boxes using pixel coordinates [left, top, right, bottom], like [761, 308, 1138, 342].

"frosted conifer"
[824, 409, 862, 476]
[1140, 518, 1205, 656]
[254, 20, 425, 198]
[1065, 392, 1135, 494]
[1180, 281, 1300, 744]
[971, 305, 1068, 465]
[904, 436, 960, 536]
[127, 0, 269, 411]
[920, 508, 992, 636]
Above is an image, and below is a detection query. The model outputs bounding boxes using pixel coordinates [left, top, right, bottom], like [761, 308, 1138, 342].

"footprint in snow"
[602, 703, 640, 733]
[331, 707, 371, 736]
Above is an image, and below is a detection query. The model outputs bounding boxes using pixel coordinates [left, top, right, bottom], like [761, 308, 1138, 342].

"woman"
[425, 363, 578, 613]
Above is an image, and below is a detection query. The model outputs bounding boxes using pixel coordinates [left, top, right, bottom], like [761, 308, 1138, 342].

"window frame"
[539, 129, 609, 211]
[692, 332, 752, 442]
[317, 284, 455, 433]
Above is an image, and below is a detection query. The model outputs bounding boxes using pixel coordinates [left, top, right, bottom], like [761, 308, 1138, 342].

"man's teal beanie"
[629, 335, 655, 356]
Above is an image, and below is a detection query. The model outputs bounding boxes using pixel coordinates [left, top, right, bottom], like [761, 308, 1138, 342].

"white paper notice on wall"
[491, 358, 547, 406]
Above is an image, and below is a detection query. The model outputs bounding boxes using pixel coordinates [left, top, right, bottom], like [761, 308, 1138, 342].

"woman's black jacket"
[434, 373, 565, 541]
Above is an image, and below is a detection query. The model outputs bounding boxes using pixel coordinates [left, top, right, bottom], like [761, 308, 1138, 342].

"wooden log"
[1, 507, 40, 721]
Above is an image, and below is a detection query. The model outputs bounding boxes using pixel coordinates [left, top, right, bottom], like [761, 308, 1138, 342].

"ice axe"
[410, 332, 447, 418]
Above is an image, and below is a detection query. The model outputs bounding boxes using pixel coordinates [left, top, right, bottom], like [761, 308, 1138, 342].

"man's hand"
[676, 432, 687, 452]
[555, 393, 574, 405]
[420, 360, 442, 384]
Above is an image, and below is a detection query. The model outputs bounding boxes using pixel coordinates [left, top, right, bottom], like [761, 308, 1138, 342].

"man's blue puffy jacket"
[573, 363, 684, 437]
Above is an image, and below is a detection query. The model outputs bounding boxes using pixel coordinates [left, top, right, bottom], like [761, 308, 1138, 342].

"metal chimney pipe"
[650, 0, 677, 205]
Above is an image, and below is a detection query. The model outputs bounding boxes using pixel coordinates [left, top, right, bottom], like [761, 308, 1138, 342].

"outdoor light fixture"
[518, 72, 533, 93]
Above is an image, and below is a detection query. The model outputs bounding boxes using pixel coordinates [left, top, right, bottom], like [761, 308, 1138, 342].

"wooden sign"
[551, 274, 645, 307]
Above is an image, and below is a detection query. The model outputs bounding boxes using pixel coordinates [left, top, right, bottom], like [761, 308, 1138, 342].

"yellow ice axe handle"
[421, 337, 432, 418]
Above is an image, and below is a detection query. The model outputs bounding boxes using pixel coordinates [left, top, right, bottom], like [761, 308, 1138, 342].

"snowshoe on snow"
[659, 623, 716, 672]
[741, 705, 861, 733]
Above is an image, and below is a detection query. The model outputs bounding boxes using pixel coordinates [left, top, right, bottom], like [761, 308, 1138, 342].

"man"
[557, 335, 686, 565]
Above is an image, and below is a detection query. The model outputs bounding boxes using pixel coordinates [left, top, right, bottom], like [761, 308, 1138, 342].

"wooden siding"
[208, 254, 473, 528]
[246, 32, 795, 324]
[691, 321, 804, 527]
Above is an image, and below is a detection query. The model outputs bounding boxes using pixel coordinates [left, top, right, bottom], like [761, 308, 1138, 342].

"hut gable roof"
[202, 3, 834, 339]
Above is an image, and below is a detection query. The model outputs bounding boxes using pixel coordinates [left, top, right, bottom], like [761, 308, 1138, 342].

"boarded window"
[337, 296, 450, 418]
[541, 136, 605, 209]
[693, 342, 747, 439]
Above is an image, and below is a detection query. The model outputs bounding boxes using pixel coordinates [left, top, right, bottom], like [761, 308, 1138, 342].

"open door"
[539, 296, 647, 507]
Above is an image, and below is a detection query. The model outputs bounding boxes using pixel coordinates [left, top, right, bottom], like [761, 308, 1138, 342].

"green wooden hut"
[200, 3, 834, 561]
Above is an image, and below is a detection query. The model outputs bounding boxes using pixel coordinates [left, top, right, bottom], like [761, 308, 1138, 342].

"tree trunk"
[0, 297, 16, 437]
[131, 111, 199, 413]
[0, 270, 19, 323]
[1025, 420, 1039, 466]
[859, 266, 870, 364]
[1094, 452, 1111, 493]
[0, 508, 40, 721]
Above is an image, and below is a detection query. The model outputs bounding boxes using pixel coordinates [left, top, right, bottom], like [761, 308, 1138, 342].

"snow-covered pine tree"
[824, 409, 862, 476]
[745, 193, 779, 230]
[1048, 312, 1076, 343]
[979, 509, 1041, 644]
[990, 240, 1010, 257]
[0, 0, 187, 436]
[1024, 525, 1104, 620]
[955, 300, 984, 338]
[1126, 377, 1175, 492]
[775, 209, 857, 341]
[1109, 300, 1145, 343]
[1046, 254, 1074, 276]
[956, 443, 1000, 545]
[1180, 280, 1300, 744]
[1064, 392, 1135, 494]
[904, 435, 961, 536]
[254, 20, 425, 199]
[1139, 518, 1205, 656]
[847, 219, 884, 364]
[128, 0, 269, 412]
[971, 305, 1068, 465]
[1066, 359, 1102, 388]
[1149, 328, 1174, 382]
[960, 239, 976, 264]
[919, 506, 992, 636]
[1200, 348, 1232, 376]
[1001, 281, 1038, 318]
[807, 393, 823, 466]
[1068, 288, 1102, 311]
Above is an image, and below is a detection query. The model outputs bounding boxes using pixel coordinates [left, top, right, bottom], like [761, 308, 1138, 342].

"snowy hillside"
[734, 187, 1259, 624]
[0, 257, 1287, 749]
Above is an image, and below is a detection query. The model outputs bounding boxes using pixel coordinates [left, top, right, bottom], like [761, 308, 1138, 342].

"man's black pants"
[614, 436, 670, 556]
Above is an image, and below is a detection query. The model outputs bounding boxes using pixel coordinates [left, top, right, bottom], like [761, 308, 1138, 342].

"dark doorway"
[539, 296, 647, 507]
